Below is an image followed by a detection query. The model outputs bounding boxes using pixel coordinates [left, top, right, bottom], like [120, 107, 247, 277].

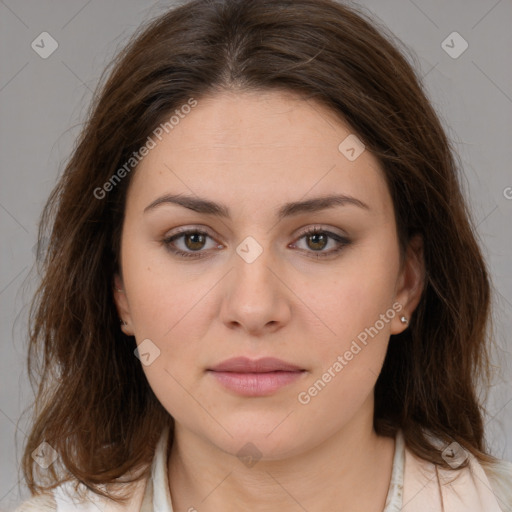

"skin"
[113, 89, 424, 512]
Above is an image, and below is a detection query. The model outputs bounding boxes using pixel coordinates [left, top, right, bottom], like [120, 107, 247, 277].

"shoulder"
[13, 493, 56, 511]
[404, 440, 512, 512]
[12, 426, 167, 512]
[13, 475, 148, 512]
[481, 457, 512, 509]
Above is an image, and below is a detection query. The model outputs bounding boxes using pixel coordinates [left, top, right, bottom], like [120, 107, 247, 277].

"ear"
[391, 234, 425, 335]
[113, 273, 134, 336]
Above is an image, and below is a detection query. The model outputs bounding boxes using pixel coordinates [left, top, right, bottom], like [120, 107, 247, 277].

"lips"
[208, 356, 304, 372]
[207, 357, 306, 396]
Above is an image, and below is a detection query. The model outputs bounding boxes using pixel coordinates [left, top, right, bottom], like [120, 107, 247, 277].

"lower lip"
[207, 370, 305, 396]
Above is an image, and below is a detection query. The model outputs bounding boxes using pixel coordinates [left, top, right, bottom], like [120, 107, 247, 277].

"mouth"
[206, 357, 307, 396]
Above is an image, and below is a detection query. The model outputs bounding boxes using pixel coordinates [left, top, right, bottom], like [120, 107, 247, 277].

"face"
[114, 89, 423, 460]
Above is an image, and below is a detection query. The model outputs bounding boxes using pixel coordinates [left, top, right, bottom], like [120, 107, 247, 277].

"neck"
[167, 402, 395, 512]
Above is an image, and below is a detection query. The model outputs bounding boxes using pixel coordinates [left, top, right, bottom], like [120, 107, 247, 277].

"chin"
[204, 419, 312, 462]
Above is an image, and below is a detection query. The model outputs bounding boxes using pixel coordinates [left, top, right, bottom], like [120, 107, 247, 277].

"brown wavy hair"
[20, 0, 497, 504]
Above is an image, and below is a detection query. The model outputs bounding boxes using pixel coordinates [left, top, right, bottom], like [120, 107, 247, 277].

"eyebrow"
[143, 193, 370, 220]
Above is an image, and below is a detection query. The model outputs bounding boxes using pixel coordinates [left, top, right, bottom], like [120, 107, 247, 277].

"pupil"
[186, 233, 205, 250]
[309, 233, 326, 250]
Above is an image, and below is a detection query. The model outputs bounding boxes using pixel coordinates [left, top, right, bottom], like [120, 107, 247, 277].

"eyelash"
[162, 226, 351, 260]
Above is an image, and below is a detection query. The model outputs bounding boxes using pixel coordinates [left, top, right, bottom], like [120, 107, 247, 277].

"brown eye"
[163, 226, 350, 260]
[292, 226, 351, 259]
[163, 229, 220, 259]
[306, 232, 329, 251]
[183, 232, 207, 251]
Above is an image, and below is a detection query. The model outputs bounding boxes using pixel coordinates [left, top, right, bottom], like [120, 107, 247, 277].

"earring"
[115, 288, 124, 293]
[400, 316, 409, 325]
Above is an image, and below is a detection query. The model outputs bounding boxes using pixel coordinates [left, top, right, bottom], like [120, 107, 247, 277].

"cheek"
[302, 243, 399, 345]
[127, 268, 209, 422]
[122, 234, 213, 337]
[295, 279, 396, 430]
[297, 236, 400, 394]
[344, 232, 400, 317]
[120, 240, 213, 399]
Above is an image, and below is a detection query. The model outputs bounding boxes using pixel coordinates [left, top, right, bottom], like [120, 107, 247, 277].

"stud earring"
[115, 288, 124, 293]
[400, 316, 409, 325]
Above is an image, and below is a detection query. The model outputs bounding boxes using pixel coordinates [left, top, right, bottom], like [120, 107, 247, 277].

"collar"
[145, 423, 173, 511]
[402, 435, 507, 511]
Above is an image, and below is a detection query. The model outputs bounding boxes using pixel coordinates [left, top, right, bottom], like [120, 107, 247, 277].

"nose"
[219, 237, 292, 337]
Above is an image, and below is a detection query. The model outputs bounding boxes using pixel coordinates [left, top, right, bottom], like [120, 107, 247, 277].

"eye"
[162, 226, 351, 259]
[162, 228, 221, 259]
[290, 226, 351, 258]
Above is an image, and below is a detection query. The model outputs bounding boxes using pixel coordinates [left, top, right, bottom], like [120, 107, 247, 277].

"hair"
[20, 0, 497, 505]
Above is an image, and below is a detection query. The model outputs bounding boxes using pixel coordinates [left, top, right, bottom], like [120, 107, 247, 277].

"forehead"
[127, 90, 392, 219]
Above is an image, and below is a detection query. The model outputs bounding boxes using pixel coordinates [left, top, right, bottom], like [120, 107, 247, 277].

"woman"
[15, 0, 512, 510]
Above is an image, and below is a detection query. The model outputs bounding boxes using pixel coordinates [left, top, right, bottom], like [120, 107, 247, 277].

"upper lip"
[208, 357, 304, 373]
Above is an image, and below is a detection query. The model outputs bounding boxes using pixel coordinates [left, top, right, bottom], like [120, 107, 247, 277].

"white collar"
[147, 424, 173, 511]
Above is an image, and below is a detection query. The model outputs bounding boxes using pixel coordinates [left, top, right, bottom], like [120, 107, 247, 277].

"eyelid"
[164, 224, 347, 242]
[164, 224, 216, 238]
[293, 224, 348, 240]
[289, 226, 351, 256]
[162, 224, 351, 259]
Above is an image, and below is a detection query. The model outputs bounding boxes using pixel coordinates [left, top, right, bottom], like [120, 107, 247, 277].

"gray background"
[1, 0, 511, 509]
